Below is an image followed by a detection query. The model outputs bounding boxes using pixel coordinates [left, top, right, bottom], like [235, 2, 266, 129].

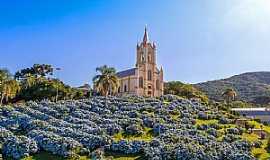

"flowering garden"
[0, 95, 269, 159]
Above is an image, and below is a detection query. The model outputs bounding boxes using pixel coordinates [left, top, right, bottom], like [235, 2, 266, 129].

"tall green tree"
[16, 77, 84, 102]
[92, 65, 119, 102]
[15, 64, 53, 80]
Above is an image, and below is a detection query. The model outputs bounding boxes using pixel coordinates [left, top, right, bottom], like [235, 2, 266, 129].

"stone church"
[116, 27, 164, 97]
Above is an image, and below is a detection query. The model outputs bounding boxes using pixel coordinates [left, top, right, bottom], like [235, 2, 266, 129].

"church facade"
[116, 28, 164, 97]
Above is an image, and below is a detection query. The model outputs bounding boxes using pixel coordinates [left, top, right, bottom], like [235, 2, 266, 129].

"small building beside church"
[116, 27, 164, 97]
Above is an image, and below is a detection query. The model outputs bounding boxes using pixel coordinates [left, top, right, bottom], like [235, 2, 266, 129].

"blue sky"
[1, 0, 270, 86]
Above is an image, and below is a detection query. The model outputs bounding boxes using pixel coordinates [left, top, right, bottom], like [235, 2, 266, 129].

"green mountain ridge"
[194, 71, 270, 104]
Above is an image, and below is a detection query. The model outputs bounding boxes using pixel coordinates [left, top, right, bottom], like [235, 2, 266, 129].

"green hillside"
[195, 72, 270, 104]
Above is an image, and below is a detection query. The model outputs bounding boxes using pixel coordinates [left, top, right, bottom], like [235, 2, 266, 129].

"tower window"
[141, 53, 145, 62]
[124, 85, 127, 92]
[139, 77, 143, 88]
[148, 70, 152, 81]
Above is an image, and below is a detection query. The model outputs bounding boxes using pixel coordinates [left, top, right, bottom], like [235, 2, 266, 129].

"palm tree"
[92, 65, 119, 105]
[0, 79, 20, 104]
[222, 88, 237, 104]
[0, 69, 13, 105]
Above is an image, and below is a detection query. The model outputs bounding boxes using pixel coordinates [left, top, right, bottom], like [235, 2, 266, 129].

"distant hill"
[194, 72, 270, 104]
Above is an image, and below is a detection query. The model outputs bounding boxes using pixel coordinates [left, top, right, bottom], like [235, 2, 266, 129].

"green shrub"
[170, 109, 180, 116]
[164, 81, 209, 104]
[266, 138, 270, 152]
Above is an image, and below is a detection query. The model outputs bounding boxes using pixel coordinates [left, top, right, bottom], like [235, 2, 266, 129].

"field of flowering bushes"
[0, 95, 263, 159]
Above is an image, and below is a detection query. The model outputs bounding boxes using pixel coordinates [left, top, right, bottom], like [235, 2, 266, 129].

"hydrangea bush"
[0, 95, 255, 159]
[2, 136, 38, 159]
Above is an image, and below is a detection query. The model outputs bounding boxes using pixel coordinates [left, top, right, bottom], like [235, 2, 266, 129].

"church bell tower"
[136, 27, 161, 97]
[136, 27, 156, 67]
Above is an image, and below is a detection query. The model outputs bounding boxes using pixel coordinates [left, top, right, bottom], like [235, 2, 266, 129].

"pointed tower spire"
[143, 26, 148, 45]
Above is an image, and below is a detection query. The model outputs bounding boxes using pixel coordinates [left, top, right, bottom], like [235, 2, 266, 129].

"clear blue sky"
[1, 0, 270, 86]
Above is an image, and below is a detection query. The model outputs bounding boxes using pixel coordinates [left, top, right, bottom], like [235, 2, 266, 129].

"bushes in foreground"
[0, 96, 255, 159]
[2, 136, 38, 159]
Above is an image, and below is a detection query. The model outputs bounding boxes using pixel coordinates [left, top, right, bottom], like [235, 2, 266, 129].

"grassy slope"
[113, 127, 153, 142]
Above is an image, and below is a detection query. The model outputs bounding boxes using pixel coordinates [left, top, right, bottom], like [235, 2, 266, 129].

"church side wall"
[118, 75, 138, 95]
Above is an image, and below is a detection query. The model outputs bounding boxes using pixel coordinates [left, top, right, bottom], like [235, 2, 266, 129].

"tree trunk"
[0, 95, 2, 106]
[105, 91, 108, 107]
[225, 95, 231, 104]
[5, 93, 8, 104]
[0, 93, 4, 106]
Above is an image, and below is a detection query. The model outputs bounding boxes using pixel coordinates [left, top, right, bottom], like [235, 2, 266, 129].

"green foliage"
[113, 127, 153, 142]
[196, 119, 218, 125]
[104, 152, 142, 160]
[1, 79, 20, 103]
[21, 151, 142, 160]
[15, 64, 54, 80]
[16, 78, 83, 101]
[0, 68, 12, 81]
[0, 69, 20, 105]
[10, 64, 85, 102]
[229, 100, 250, 108]
[21, 151, 91, 160]
[267, 138, 270, 153]
[0, 65, 88, 104]
[164, 81, 209, 103]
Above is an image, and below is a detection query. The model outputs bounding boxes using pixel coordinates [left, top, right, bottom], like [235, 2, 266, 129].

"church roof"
[77, 84, 91, 90]
[117, 68, 136, 78]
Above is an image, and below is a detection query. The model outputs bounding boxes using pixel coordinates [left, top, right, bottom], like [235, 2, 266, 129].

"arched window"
[118, 87, 121, 93]
[141, 53, 145, 62]
[139, 77, 143, 88]
[156, 80, 160, 90]
[148, 52, 152, 62]
[124, 85, 127, 92]
[148, 70, 152, 81]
